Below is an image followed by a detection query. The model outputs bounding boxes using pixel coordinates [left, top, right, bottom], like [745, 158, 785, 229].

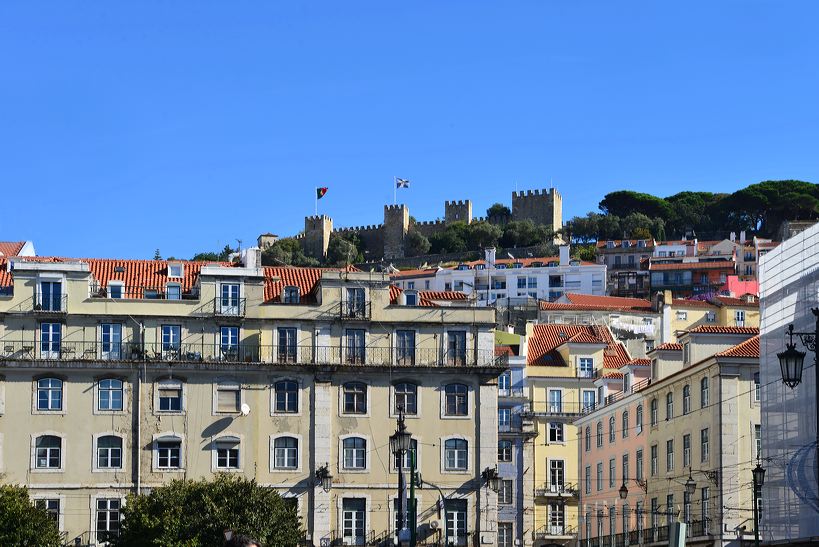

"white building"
[759, 221, 819, 545]
[391, 246, 607, 305]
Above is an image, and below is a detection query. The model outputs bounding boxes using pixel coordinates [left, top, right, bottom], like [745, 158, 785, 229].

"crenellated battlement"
[415, 219, 445, 227]
[384, 204, 408, 212]
[334, 224, 384, 233]
[444, 199, 470, 207]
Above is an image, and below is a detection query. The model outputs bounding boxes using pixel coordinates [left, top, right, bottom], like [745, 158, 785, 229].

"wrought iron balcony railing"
[89, 284, 200, 300]
[534, 482, 577, 497]
[534, 525, 576, 539]
[213, 297, 247, 317]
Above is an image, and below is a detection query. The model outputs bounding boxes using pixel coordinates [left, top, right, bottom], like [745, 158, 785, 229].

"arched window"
[273, 436, 298, 469]
[215, 436, 240, 469]
[636, 405, 644, 434]
[609, 416, 616, 443]
[274, 380, 299, 413]
[394, 382, 417, 415]
[37, 378, 63, 411]
[444, 384, 468, 416]
[622, 411, 630, 438]
[342, 437, 366, 469]
[682, 385, 691, 415]
[650, 398, 658, 426]
[35, 435, 61, 468]
[98, 379, 123, 411]
[596, 422, 603, 447]
[585, 426, 591, 452]
[97, 435, 123, 469]
[343, 382, 367, 414]
[666, 392, 673, 421]
[444, 439, 468, 470]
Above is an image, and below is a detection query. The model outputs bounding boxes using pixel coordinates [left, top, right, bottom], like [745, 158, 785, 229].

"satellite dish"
[240, 403, 251, 416]
[429, 520, 440, 530]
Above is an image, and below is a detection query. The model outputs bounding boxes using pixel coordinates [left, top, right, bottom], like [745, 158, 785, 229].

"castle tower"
[383, 204, 409, 259]
[445, 199, 472, 224]
[302, 215, 333, 260]
[511, 188, 563, 235]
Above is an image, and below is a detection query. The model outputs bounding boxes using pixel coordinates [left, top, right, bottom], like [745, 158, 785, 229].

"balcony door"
[220, 284, 240, 315]
[342, 498, 366, 545]
[101, 323, 122, 360]
[40, 322, 61, 359]
[39, 281, 62, 311]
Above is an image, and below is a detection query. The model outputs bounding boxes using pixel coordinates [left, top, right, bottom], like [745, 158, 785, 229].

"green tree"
[192, 245, 235, 262]
[599, 190, 673, 220]
[429, 222, 469, 254]
[0, 485, 63, 547]
[115, 475, 302, 547]
[596, 214, 623, 240]
[714, 180, 819, 237]
[405, 230, 431, 256]
[572, 244, 597, 262]
[486, 203, 511, 224]
[562, 212, 601, 243]
[466, 221, 503, 249]
[261, 238, 320, 267]
[500, 220, 551, 248]
[153, 249, 162, 260]
[326, 235, 362, 266]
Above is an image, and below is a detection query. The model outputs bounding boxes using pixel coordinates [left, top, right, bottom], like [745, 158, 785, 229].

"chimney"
[559, 245, 570, 266]
[740, 230, 746, 244]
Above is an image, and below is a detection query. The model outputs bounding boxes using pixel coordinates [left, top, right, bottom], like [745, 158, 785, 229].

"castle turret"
[445, 199, 472, 224]
[383, 204, 409, 259]
[303, 215, 333, 260]
[511, 188, 562, 236]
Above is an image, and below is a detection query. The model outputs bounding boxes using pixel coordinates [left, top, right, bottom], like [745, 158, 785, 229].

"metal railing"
[340, 301, 372, 320]
[498, 387, 526, 398]
[534, 482, 577, 497]
[33, 292, 68, 313]
[89, 284, 200, 300]
[534, 525, 576, 538]
[213, 297, 247, 317]
[526, 401, 598, 417]
[688, 519, 712, 537]
[0, 340, 505, 367]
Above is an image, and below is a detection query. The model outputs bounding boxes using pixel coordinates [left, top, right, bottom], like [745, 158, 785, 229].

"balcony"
[534, 482, 577, 498]
[89, 284, 200, 300]
[0, 341, 504, 368]
[340, 301, 372, 320]
[498, 387, 526, 399]
[213, 297, 247, 317]
[524, 402, 595, 418]
[34, 293, 68, 314]
[534, 525, 576, 540]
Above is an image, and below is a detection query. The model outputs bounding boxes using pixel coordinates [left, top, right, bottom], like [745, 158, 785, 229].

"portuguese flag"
[316, 187, 328, 199]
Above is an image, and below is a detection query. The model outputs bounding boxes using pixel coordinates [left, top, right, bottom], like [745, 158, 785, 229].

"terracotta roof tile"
[596, 239, 655, 249]
[0, 259, 11, 289]
[712, 295, 759, 308]
[672, 299, 717, 308]
[625, 358, 652, 366]
[602, 372, 625, 379]
[452, 256, 597, 268]
[653, 343, 683, 351]
[540, 293, 652, 312]
[527, 324, 630, 368]
[420, 291, 468, 301]
[0, 241, 25, 257]
[389, 268, 439, 279]
[649, 260, 735, 271]
[715, 335, 759, 358]
[687, 325, 759, 335]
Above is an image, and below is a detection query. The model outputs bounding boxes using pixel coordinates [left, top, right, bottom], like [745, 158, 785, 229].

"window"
[548, 389, 562, 413]
[582, 390, 596, 411]
[444, 439, 468, 471]
[676, 311, 687, 320]
[623, 453, 630, 481]
[346, 329, 366, 364]
[215, 438, 240, 469]
[609, 416, 616, 442]
[702, 487, 710, 525]
[96, 378, 124, 412]
[596, 422, 603, 447]
[396, 330, 416, 366]
[636, 405, 644, 434]
[498, 522, 513, 547]
[666, 393, 673, 420]
[517, 276, 526, 289]
[343, 437, 367, 469]
[108, 282, 123, 299]
[282, 286, 300, 304]
[394, 438, 418, 470]
[35, 435, 61, 469]
[97, 436, 123, 469]
[100, 323, 122, 360]
[161, 324, 181, 355]
[168, 263, 183, 278]
[447, 331, 467, 365]
[343, 382, 367, 414]
[550, 460, 565, 489]
[96, 498, 121, 542]
[578, 358, 594, 378]
[596, 462, 603, 490]
[498, 371, 511, 393]
[445, 499, 468, 544]
[701, 428, 710, 462]
[666, 494, 674, 525]
[650, 498, 659, 531]
[166, 284, 181, 300]
[650, 445, 658, 476]
[609, 458, 616, 487]
[158, 380, 182, 412]
[528, 277, 537, 288]
[650, 398, 658, 426]
[346, 287, 366, 317]
[549, 503, 565, 533]
[406, 281, 415, 289]
[35, 499, 60, 526]
[584, 426, 591, 452]
[404, 291, 418, 306]
[684, 491, 692, 524]
[636, 449, 644, 480]
[735, 310, 746, 327]
[498, 440, 513, 462]
[40, 322, 61, 359]
[705, 311, 716, 322]
[683, 342, 690, 364]
[585, 465, 592, 494]
[37, 378, 63, 411]
[274, 436, 299, 469]
[755, 424, 762, 460]
[277, 327, 297, 363]
[38, 280, 62, 311]
[274, 380, 298, 413]
[342, 498, 366, 544]
[394, 382, 417, 415]
[216, 380, 240, 413]
[498, 479, 513, 504]
[701, 377, 710, 407]
[220, 283, 241, 315]
[220, 326, 239, 359]
[666, 439, 674, 471]
[623, 373, 631, 393]
[610, 507, 616, 537]
[683, 385, 691, 415]
[683, 434, 691, 467]
[549, 422, 564, 443]
[156, 438, 181, 469]
[754, 373, 761, 402]
[498, 408, 511, 428]
[445, 384, 468, 416]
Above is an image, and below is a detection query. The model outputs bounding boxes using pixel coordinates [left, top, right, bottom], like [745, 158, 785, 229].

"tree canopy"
[114, 475, 302, 547]
[0, 485, 63, 547]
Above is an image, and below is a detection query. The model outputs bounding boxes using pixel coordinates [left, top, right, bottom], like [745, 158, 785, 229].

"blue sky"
[1, 1, 817, 259]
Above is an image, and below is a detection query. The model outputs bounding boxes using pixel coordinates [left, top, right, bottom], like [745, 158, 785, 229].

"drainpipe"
[718, 370, 724, 545]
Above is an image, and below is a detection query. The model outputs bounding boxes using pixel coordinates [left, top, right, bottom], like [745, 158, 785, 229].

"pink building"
[575, 357, 652, 546]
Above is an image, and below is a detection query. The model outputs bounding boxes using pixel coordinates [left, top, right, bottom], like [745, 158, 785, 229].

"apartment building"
[524, 323, 632, 547]
[0, 251, 504, 546]
[575, 326, 760, 547]
[595, 239, 654, 299]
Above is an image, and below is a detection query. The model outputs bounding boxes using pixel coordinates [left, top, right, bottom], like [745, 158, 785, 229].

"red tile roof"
[649, 260, 735, 271]
[539, 293, 652, 312]
[0, 259, 11, 289]
[596, 239, 654, 249]
[687, 325, 759, 335]
[712, 295, 759, 308]
[495, 345, 518, 357]
[672, 299, 717, 308]
[264, 266, 327, 303]
[451, 256, 597, 268]
[715, 335, 760, 358]
[653, 343, 683, 351]
[389, 268, 439, 279]
[602, 372, 624, 379]
[0, 241, 25, 257]
[420, 291, 468, 301]
[527, 324, 630, 368]
[625, 358, 652, 366]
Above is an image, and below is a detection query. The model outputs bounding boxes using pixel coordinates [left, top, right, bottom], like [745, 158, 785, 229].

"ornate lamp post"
[390, 408, 413, 546]
[481, 466, 501, 493]
[752, 463, 766, 547]
[314, 463, 332, 492]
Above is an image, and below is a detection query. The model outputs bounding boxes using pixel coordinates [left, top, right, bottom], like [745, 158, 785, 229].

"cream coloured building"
[0, 250, 504, 546]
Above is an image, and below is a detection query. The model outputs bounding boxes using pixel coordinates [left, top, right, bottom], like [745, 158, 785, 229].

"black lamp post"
[314, 463, 332, 492]
[390, 408, 413, 546]
[752, 463, 766, 547]
[619, 482, 629, 500]
[481, 466, 501, 493]
[684, 469, 697, 498]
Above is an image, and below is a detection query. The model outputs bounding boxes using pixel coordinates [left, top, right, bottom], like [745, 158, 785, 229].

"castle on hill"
[258, 188, 562, 261]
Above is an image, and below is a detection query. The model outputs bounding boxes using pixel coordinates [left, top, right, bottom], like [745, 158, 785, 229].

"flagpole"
[315, 187, 317, 216]
[393, 176, 397, 205]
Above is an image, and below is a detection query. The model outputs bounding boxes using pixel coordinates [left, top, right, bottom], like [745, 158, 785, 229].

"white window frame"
[165, 282, 182, 300]
[33, 376, 66, 414]
[441, 383, 472, 419]
[441, 435, 471, 474]
[94, 377, 126, 414]
[271, 377, 302, 416]
[30, 432, 65, 473]
[212, 434, 243, 472]
[32, 493, 66, 532]
[167, 263, 184, 279]
[91, 494, 125, 545]
[339, 380, 370, 417]
[270, 433, 303, 473]
[107, 281, 125, 299]
[212, 377, 243, 415]
[339, 434, 370, 473]
[152, 432, 185, 472]
[92, 432, 126, 473]
[155, 377, 185, 414]
[391, 380, 420, 418]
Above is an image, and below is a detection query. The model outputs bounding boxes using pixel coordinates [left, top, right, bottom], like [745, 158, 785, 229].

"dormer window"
[404, 290, 418, 306]
[475, 264, 485, 270]
[168, 263, 184, 279]
[456, 264, 470, 271]
[622, 241, 630, 248]
[606, 241, 614, 249]
[166, 283, 182, 300]
[496, 264, 507, 270]
[282, 286, 300, 304]
[637, 240, 646, 248]
[108, 282, 124, 299]
[512, 262, 523, 269]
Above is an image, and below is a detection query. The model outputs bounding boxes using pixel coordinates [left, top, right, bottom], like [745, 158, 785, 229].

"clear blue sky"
[1, 1, 817, 259]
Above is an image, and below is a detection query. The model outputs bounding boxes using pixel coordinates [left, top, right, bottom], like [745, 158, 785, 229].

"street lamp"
[684, 469, 697, 497]
[314, 463, 332, 492]
[390, 408, 413, 547]
[389, 410, 413, 455]
[619, 482, 629, 500]
[481, 466, 501, 493]
[752, 463, 766, 547]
